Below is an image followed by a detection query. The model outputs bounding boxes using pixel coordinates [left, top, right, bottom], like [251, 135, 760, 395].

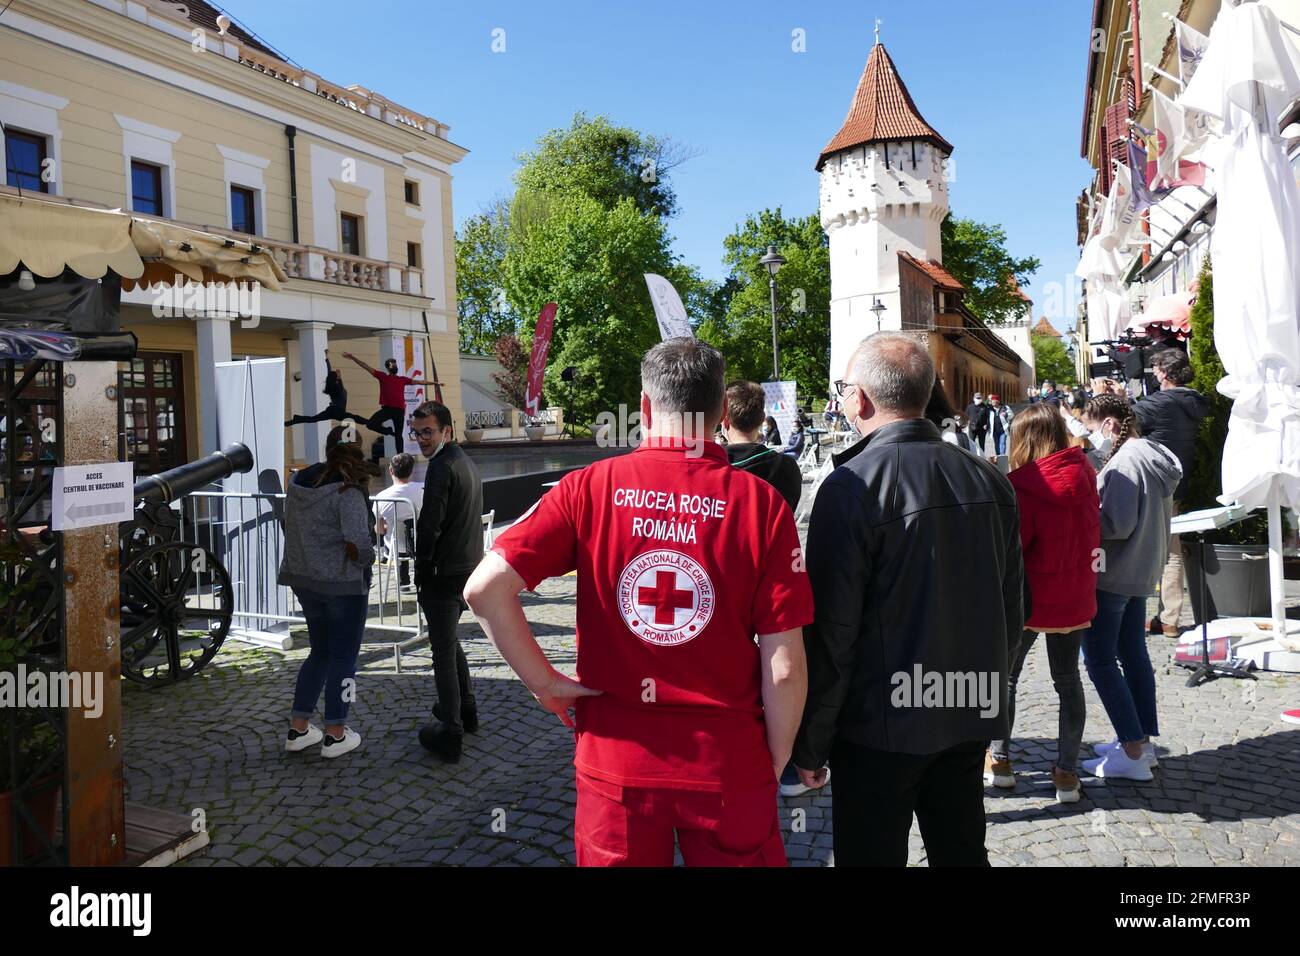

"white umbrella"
[1182, 0, 1300, 646]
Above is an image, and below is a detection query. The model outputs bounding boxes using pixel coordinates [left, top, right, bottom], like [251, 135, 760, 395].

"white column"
[373, 329, 405, 459]
[195, 316, 233, 455]
[295, 322, 334, 463]
[285, 337, 304, 463]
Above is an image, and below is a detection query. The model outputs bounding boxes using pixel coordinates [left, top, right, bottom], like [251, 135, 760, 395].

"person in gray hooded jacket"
[1078, 394, 1182, 783]
[279, 425, 379, 759]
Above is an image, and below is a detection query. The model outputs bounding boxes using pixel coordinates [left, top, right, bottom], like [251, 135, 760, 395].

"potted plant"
[464, 427, 485, 444]
[1181, 257, 1271, 621]
[0, 540, 63, 866]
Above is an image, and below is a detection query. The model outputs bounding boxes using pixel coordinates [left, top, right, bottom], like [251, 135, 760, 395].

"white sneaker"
[1093, 739, 1158, 767]
[1082, 749, 1154, 782]
[285, 724, 323, 753]
[321, 727, 361, 759]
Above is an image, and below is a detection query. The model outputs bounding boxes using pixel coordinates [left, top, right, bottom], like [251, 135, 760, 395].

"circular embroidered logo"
[617, 549, 715, 646]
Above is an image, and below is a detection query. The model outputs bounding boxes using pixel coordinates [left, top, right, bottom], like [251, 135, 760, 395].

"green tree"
[514, 112, 694, 219]
[1031, 332, 1074, 385]
[696, 208, 830, 403]
[453, 113, 696, 425]
[503, 189, 682, 428]
[941, 215, 1041, 323]
[455, 202, 515, 355]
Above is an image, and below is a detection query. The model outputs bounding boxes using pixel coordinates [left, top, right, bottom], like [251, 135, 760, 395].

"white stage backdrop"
[762, 381, 800, 449]
[214, 358, 289, 633]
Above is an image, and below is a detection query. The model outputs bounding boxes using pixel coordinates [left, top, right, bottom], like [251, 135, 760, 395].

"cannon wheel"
[120, 542, 232, 686]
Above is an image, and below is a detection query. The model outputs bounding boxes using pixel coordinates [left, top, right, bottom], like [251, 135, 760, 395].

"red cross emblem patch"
[617, 550, 715, 646]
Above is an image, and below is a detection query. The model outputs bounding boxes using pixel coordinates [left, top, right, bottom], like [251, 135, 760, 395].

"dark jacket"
[781, 426, 806, 459]
[965, 402, 990, 433]
[727, 441, 802, 512]
[415, 442, 485, 584]
[1008, 445, 1099, 630]
[794, 419, 1024, 765]
[1132, 386, 1208, 501]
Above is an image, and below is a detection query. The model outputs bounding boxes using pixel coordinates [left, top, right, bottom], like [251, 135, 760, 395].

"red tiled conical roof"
[816, 43, 953, 171]
[1033, 316, 1062, 338]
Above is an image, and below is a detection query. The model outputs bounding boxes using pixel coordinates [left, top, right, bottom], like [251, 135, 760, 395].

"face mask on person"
[1089, 420, 1113, 454]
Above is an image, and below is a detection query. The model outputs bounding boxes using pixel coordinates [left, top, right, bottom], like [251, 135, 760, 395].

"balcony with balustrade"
[0, 186, 426, 300]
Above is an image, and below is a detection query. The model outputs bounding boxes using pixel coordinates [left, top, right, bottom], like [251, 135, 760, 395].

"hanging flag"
[525, 302, 557, 417]
[1176, 20, 1210, 85]
[1150, 88, 1212, 187]
[1100, 162, 1140, 250]
[644, 273, 693, 340]
[1128, 137, 1166, 211]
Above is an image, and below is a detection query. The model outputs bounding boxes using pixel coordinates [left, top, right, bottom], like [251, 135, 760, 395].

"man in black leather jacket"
[794, 333, 1024, 867]
[410, 400, 485, 762]
[1134, 348, 1208, 637]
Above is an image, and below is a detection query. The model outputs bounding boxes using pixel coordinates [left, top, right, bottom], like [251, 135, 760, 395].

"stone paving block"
[119, 575, 1300, 869]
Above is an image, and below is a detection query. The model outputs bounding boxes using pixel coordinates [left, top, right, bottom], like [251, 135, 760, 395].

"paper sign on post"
[52, 462, 134, 531]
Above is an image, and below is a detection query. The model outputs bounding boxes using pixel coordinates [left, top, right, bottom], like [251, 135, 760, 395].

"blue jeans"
[1082, 590, 1159, 744]
[291, 588, 368, 725]
[995, 432, 1008, 456]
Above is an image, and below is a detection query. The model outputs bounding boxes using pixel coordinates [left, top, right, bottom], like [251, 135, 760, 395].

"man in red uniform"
[465, 338, 812, 866]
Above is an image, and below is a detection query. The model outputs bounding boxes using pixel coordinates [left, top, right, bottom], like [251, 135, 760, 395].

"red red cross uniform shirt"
[491, 439, 814, 791]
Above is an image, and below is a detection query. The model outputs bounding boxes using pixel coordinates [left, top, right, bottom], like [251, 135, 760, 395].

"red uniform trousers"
[574, 771, 787, 867]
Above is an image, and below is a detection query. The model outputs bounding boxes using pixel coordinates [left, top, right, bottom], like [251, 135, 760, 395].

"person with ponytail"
[985, 403, 1099, 803]
[1078, 394, 1182, 782]
[279, 425, 381, 759]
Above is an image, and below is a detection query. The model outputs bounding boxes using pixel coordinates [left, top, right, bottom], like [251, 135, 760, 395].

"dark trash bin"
[1183, 543, 1271, 624]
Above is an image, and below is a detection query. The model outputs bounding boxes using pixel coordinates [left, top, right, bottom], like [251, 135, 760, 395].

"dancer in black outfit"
[285, 351, 371, 427]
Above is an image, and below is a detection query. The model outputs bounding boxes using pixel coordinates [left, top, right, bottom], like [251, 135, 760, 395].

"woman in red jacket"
[985, 403, 1100, 803]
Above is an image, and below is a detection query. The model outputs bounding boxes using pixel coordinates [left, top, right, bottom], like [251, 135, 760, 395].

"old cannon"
[118, 443, 253, 686]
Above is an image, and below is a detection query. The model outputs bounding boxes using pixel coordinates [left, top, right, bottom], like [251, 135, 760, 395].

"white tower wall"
[820, 140, 950, 387]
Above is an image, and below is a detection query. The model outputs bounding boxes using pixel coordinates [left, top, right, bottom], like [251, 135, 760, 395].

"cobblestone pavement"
[122, 491, 1300, 866]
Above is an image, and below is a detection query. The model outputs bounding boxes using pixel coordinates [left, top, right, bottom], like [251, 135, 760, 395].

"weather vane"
[875, 17, 882, 44]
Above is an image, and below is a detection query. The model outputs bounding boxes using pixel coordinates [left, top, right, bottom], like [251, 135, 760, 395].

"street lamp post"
[759, 245, 786, 381]
[871, 296, 886, 332]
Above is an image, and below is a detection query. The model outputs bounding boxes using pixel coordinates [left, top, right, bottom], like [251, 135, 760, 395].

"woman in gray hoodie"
[279, 425, 379, 758]
[1078, 394, 1182, 783]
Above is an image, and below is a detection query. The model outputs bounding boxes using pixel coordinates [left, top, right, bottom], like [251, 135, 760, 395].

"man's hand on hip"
[531, 671, 602, 728]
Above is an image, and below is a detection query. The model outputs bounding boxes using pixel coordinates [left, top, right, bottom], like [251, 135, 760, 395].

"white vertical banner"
[762, 381, 800, 449]
[215, 357, 289, 634]
[645, 273, 693, 340]
[400, 335, 426, 457]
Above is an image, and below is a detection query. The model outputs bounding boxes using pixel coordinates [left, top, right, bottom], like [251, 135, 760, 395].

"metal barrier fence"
[175, 489, 495, 671]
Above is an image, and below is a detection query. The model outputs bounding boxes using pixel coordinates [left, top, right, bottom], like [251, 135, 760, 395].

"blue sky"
[219, 0, 1095, 329]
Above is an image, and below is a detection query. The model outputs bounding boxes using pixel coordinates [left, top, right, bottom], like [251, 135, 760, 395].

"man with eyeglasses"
[410, 400, 485, 763]
[799, 333, 1023, 867]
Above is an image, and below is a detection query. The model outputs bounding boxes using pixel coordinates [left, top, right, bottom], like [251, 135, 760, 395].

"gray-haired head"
[641, 337, 726, 418]
[846, 332, 935, 416]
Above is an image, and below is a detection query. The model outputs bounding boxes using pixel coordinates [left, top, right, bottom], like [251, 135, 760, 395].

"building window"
[404, 179, 419, 206]
[340, 213, 361, 255]
[407, 242, 422, 268]
[131, 160, 164, 215]
[119, 353, 187, 477]
[5, 130, 49, 192]
[230, 185, 257, 235]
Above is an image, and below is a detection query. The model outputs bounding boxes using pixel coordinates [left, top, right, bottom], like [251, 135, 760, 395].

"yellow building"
[0, 0, 467, 472]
